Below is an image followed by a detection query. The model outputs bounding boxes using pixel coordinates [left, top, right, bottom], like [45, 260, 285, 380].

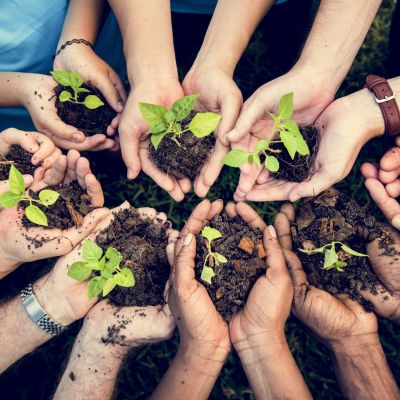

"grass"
[0, 1, 399, 399]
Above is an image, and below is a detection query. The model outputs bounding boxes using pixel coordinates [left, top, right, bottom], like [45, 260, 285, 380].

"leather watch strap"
[366, 75, 400, 137]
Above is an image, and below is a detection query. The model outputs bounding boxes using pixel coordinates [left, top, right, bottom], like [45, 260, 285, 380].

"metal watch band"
[21, 283, 67, 336]
[366, 75, 400, 137]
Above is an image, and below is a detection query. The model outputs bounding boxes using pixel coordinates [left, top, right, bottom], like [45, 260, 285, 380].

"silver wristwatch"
[21, 283, 67, 336]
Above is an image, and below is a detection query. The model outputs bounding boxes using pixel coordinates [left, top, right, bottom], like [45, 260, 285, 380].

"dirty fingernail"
[184, 233, 193, 246]
[268, 225, 277, 238]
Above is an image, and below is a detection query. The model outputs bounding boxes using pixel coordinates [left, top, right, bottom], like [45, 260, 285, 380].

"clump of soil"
[54, 84, 116, 136]
[149, 112, 216, 180]
[96, 207, 170, 307]
[0, 145, 35, 180]
[291, 188, 386, 311]
[21, 181, 93, 229]
[272, 125, 318, 182]
[195, 213, 266, 322]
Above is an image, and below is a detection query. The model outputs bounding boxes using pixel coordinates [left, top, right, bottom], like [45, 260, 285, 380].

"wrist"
[127, 61, 178, 88]
[190, 53, 237, 77]
[327, 332, 381, 354]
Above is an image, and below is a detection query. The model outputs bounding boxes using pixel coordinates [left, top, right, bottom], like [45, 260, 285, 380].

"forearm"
[57, 0, 106, 47]
[108, 0, 177, 85]
[150, 341, 229, 400]
[192, 0, 274, 74]
[330, 336, 400, 399]
[235, 334, 311, 400]
[0, 72, 32, 107]
[295, 0, 381, 93]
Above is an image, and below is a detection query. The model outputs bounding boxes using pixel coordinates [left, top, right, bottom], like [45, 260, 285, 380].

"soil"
[0, 145, 35, 180]
[96, 207, 170, 307]
[54, 84, 116, 136]
[291, 188, 387, 311]
[149, 112, 216, 180]
[21, 181, 93, 230]
[272, 125, 318, 182]
[194, 213, 267, 322]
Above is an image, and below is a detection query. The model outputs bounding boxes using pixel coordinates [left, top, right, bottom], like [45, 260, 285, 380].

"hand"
[226, 67, 334, 201]
[18, 73, 118, 151]
[0, 150, 105, 278]
[119, 79, 190, 201]
[274, 203, 378, 348]
[362, 147, 400, 229]
[183, 65, 242, 196]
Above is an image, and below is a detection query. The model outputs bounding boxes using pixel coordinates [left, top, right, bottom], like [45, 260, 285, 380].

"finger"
[0, 174, 33, 196]
[166, 229, 179, 267]
[29, 133, 56, 165]
[379, 168, 400, 185]
[178, 178, 192, 194]
[85, 173, 104, 208]
[235, 163, 263, 199]
[257, 169, 270, 184]
[208, 199, 224, 220]
[280, 203, 296, 222]
[110, 201, 131, 214]
[274, 212, 293, 250]
[49, 134, 108, 151]
[225, 201, 237, 218]
[386, 180, 400, 198]
[76, 157, 92, 189]
[174, 233, 197, 287]
[235, 202, 267, 231]
[119, 121, 142, 179]
[42, 147, 62, 170]
[380, 147, 400, 171]
[64, 149, 81, 183]
[361, 162, 379, 179]
[245, 180, 297, 202]
[94, 71, 124, 114]
[42, 154, 68, 187]
[40, 115, 85, 142]
[109, 69, 127, 104]
[218, 94, 243, 146]
[263, 225, 287, 277]
[284, 250, 309, 305]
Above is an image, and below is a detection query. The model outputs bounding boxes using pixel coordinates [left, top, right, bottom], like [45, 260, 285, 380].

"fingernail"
[31, 156, 38, 165]
[116, 101, 124, 112]
[127, 168, 133, 179]
[392, 215, 400, 229]
[184, 233, 193, 246]
[290, 193, 300, 202]
[73, 133, 84, 142]
[268, 225, 277, 238]
[23, 175, 33, 186]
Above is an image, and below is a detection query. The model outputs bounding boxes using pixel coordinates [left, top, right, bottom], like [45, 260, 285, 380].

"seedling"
[139, 94, 221, 150]
[51, 70, 104, 110]
[222, 92, 310, 172]
[0, 165, 59, 226]
[68, 240, 135, 300]
[200, 226, 227, 284]
[299, 241, 368, 272]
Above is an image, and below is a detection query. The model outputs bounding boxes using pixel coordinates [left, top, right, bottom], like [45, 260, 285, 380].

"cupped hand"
[274, 203, 378, 348]
[183, 65, 242, 197]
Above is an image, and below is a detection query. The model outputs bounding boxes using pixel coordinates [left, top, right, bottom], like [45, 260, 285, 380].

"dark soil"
[291, 188, 387, 311]
[54, 84, 116, 136]
[21, 181, 93, 230]
[272, 125, 318, 182]
[0, 145, 35, 180]
[149, 112, 216, 180]
[195, 213, 266, 322]
[96, 207, 170, 307]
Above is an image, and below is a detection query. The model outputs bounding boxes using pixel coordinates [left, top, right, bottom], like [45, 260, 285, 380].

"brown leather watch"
[366, 75, 400, 137]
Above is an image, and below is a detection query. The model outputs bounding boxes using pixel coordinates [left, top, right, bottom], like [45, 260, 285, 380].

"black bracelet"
[53, 38, 94, 59]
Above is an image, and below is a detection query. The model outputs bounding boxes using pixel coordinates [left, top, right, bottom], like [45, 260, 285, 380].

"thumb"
[218, 94, 242, 146]
[0, 174, 33, 196]
[263, 225, 287, 277]
[174, 233, 197, 287]
[93, 71, 124, 113]
[43, 116, 85, 142]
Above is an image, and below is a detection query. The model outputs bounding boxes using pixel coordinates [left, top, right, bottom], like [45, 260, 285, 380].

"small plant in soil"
[68, 239, 135, 300]
[200, 226, 227, 284]
[222, 93, 317, 182]
[139, 95, 221, 180]
[300, 241, 368, 272]
[0, 165, 59, 226]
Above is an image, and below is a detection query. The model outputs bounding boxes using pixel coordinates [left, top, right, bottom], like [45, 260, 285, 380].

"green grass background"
[0, 1, 399, 399]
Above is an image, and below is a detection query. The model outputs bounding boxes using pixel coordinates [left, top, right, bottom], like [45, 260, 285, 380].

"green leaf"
[200, 266, 215, 284]
[285, 120, 310, 156]
[50, 70, 84, 88]
[68, 72, 85, 89]
[9, 165, 25, 195]
[151, 132, 167, 150]
[280, 130, 298, 160]
[105, 247, 123, 268]
[323, 247, 338, 269]
[83, 95, 104, 110]
[299, 246, 325, 254]
[38, 189, 59, 206]
[189, 112, 221, 138]
[253, 153, 261, 169]
[82, 240, 103, 262]
[171, 94, 199, 121]
[25, 204, 48, 226]
[165, 110, 176, 124]
[265, 155, 280, 172]
[256, 139, 270, 152]
[76, 87, 91, 93]
[68, 261, 92, 281]
[101, 264, 115, 279]
[279, 92, 294, 120]
[138, 102, 168, 129]
[85, 260, 102, 271]
[201, 226, 222, 243]
[59, 90, 72, 102]
[340, 244, 368, 257]
[221, 149, 249, 168]
[0, 191, 21, 208]
[149, 121, 168, 134]
[102, 278, 117, 296]
[335, 261, 348, 271]
[214, 252, 227, 266]
[88, 276, 107, 300]
[114, 268, 135, 287]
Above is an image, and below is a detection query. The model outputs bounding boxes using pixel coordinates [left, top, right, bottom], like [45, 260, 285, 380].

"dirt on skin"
[291, 188, 388, 311]
[96, 207, 170, 307]
[0, 145, 35, 180]
[21, 181, 93, 230]
[272, 125, 318, 182]
[195, 213, 266, 322]
[149, 112, 216, 180]
[54, 84, 116, 136]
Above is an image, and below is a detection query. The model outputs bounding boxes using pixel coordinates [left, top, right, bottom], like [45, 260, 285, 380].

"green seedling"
[200, 226, 227, 284]
[51, 70, 104, 110]
[222, 92, 310, 172]
[139, 94, 221, 150]
[68, 239, 135, 300]
[299, 241, 368, 272]
[0, 165, 59, 226]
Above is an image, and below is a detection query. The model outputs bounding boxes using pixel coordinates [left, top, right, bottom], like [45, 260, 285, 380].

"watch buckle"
[374, 93, 396, 104]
